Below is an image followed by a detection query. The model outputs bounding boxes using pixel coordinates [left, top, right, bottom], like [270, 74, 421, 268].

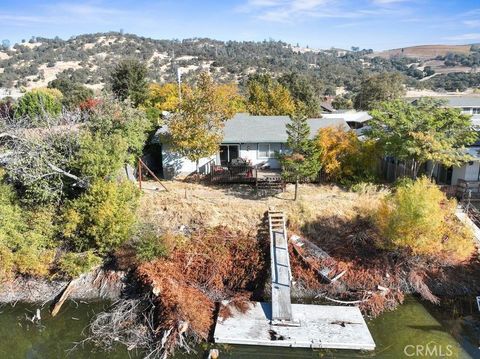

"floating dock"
[213, 210, 376, 351]
[214, 301, 375, 350]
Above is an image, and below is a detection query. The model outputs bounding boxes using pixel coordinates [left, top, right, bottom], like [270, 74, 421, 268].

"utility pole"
[177, 68, 182, 102]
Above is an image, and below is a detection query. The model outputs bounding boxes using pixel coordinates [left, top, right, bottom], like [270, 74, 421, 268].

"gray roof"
[409, 96, 480, 108]
[440, 96, 480, 108]
[157, 113, 350, 143]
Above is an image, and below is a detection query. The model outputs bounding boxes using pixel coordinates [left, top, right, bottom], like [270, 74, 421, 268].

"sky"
[1, 0, 480, 50]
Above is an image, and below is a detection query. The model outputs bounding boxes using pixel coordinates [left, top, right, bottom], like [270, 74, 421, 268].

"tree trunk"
[429, 162, 436, 179]
[294, 178, 299, 201]
[196, 160, 200, 182]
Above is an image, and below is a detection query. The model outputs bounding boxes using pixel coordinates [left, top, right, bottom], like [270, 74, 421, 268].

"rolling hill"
[0, 32, 479, 97]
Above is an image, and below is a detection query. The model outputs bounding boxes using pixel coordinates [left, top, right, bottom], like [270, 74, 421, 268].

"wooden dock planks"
[213, 209, 376, 351]
[268, 211, 293, 323]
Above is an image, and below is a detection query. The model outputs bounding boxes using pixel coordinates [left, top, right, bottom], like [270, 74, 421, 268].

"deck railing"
[210, 164, 257, 183]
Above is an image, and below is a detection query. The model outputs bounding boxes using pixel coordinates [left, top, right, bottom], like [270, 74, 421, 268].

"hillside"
[372, 44, 473, 60]
[0, 32, 479, 96]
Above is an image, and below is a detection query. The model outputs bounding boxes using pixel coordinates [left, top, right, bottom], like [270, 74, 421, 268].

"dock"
[214, 210, 376, 350]
[214, 301, 375, 350]
[268, 211, 294, 323]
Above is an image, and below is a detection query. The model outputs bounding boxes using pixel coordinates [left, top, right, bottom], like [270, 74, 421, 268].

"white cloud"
[238, 0, 410, 22]
[0, 2, 134, 27]
[464, 20, 480, 28]
[372, 0, 408, 4]
[444, 33, 480, 41]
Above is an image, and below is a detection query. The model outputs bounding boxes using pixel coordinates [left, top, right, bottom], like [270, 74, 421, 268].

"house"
[156, 113, 349, 178]
[410, 95, 480, 127]
[430, 141, 480, 186]
[438, 96, 480, 116]
[413, 96, 480, 186]
[322, 111, 372, 130]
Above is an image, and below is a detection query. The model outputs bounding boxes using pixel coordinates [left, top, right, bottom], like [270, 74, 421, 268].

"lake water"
[0, 296, 478, 358]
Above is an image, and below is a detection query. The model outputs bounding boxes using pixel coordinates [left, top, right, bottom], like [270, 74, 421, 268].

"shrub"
[48, 78, 94, 110]
[135, 230, 170, 263]
[375, 177, 474, 262]
[15, 88, 63, 121]
[73, 132, 129, 180]
[62, 180, 140, 254]
[133, 226, 184, 262]
[0, 176, 57, 278]
[85, 96, 152, 164]
[14, 248, 54, 277]
[57, 251, 102, 278]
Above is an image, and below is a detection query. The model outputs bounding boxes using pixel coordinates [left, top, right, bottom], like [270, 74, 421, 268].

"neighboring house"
[156, 113, 349, 178]
[411, 96, 480, 186]
[322, 111, 372, 130]
[439, 96, 480, 116]
[410, 95, 480, 127]
[320, 101, 335, 113]
[430, 142, 480, 186]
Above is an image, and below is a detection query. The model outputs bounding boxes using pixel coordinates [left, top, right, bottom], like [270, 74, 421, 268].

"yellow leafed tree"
[167, 73, 240, 173]
[146, 83, 191, 112]
[375, 177, 474, 263]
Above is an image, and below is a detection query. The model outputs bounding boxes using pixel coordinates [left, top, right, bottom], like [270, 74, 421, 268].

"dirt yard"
[138, 180, 386, 235]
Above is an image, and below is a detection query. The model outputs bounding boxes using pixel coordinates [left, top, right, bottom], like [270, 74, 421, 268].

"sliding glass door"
[219, 145, 240, 166]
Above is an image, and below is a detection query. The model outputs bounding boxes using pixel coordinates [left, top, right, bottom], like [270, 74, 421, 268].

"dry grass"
[372, 44, 472, 60]
[138, 180, 387, 235]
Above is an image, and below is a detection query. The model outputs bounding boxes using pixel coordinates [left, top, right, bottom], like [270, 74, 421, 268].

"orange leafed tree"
[316, 126, 379, 183]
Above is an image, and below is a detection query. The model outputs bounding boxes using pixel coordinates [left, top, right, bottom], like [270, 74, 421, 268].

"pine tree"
[109, 59, 148, 107]
[280, 111, 321, 200]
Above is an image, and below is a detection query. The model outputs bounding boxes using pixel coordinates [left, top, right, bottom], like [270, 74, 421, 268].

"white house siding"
[161, 142, 285, 178]
[239, 143, 283, 169]
[451, 166, 466, 185]
[430, 162, 480, 185]
[161, 143, 216, 178]
[448, 162, 479, 185]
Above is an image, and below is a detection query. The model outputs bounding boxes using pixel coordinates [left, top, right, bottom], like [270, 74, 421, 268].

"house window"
[258, 143, 282, 158]
[473, 108, 480, 115]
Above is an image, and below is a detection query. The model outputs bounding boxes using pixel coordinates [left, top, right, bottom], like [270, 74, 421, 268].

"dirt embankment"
[0, 269, 125, 303]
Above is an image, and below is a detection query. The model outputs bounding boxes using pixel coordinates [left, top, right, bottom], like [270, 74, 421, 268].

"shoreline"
[0, 268, 125, 304]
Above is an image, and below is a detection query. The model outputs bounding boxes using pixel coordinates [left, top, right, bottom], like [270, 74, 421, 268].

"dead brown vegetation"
[136, 226, 267, 357]
[289, 211, 479, 317]
[131, 180, 478, 356]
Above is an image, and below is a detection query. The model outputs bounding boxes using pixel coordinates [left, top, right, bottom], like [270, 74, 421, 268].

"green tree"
[15, 88, 63, 121]
[85, 96, 152, 164]
[280, 112, 321, 200]
[109, 58, 148, 107]
[167, 73, 238, 173]
[246, 74, 296, 115]
[0, 174, 56, 279]
[354, 73, 405, 110]
[332, 95, 353, 110]
[367, 99, 478, 177]
[279, 72, 320, 117]
[48, 78, 94, 110]
[61, 180, 140, 255]
[73, 132, 129, 180]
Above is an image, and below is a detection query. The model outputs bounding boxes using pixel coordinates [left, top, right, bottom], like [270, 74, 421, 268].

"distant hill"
[0, 32, 479, 96]
[372, 44, 474, 60]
